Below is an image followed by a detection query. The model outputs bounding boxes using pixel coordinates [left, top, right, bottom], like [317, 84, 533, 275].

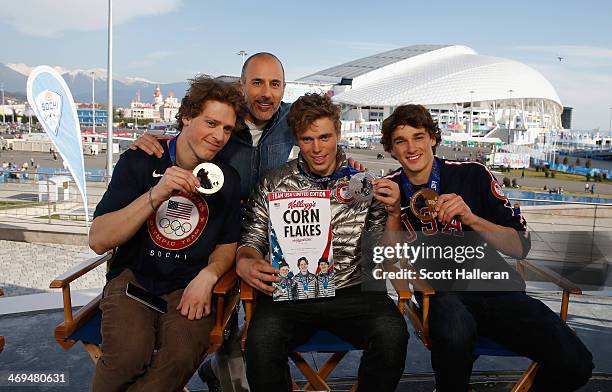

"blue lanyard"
[168, 137, 177, 165]
[320, 273, 328, 289]
[399, 158, 440, 200]
[297, 273, 310, 290]
[299, 164, 360, 184]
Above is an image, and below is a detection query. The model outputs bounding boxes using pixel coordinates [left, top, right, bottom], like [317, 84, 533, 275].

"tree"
[563, 156, 568, 165]
[575, 158, 581, 166]
[586, 159, 592, 169]
[554, 156, 560, 165]
[586, 173, 591, 182]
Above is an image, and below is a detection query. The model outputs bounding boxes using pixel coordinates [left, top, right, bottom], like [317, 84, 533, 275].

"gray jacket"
[239, 151, 387, 290]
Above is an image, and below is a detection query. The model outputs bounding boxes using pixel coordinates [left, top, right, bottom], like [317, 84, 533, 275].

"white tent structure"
[298, 45, 563, 134]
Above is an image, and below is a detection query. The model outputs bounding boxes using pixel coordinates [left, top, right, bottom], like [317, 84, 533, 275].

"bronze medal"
[410, 188, 439, 221]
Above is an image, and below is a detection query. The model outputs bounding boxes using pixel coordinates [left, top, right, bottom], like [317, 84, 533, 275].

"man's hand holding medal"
[431, 193, 478, 226]
[150, 162, 224, 209]
[149, 166, 202, 208]
[372, 177, 401, 218]
[373, 175, 478, 226]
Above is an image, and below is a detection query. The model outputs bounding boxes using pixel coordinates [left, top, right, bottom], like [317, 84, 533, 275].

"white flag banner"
[27, 66, 89, 223]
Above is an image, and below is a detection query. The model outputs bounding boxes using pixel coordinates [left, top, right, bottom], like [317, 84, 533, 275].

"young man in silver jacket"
[236, 93, 408, 392]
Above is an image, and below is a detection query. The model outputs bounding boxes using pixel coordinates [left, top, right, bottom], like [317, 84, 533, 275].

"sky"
[1, 0, 611, 130]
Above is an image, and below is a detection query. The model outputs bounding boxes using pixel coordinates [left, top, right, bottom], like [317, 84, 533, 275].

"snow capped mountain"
[6, 62, 158, 84]
[5, 63, 37, 76]
[0, 62, 187, 106]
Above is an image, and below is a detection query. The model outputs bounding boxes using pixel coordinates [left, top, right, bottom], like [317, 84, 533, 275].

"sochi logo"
[34, 90, 62, 136]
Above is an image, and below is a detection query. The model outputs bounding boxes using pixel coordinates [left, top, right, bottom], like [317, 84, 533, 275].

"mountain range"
[0, 62, 190, 107]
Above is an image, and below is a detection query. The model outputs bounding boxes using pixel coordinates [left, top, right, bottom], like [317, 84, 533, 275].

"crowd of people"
[0, 159, 40, 182]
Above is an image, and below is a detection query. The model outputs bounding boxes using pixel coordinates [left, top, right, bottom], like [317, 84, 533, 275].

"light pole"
[91, 71, 96, 134]
[609, 106, 612, 138]
[1, 83, 4, 124]
[237, 50, 248, 68]
[106, 0, 113, 183]
[469, 90, 475, 137]
[26, 103, 31, 134]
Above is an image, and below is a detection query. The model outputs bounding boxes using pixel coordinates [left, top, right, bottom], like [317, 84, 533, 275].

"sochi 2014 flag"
[27, 65, 89, 223]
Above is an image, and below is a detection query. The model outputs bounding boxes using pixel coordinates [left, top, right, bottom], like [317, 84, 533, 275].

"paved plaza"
[0, 240, 102, 297]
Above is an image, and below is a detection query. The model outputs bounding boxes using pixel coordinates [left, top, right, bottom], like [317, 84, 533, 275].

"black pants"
[245, 286, 408, 392]
[422, 291, 593, 392]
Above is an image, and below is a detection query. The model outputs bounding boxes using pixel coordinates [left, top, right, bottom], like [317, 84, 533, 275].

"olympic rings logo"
[159, 218, 192, 236]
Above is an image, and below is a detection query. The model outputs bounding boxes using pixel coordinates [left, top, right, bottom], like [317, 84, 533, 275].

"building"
[77, 104, 108, 127]
[0, 103, 26, 123]
[159, 91, 180, 122]
[120, 85, 179, 122]
[562, 107, 573, 130]
[298, 45, 563, 141]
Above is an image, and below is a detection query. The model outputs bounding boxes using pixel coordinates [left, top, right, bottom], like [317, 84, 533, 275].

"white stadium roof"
[298, 45, 562, 110]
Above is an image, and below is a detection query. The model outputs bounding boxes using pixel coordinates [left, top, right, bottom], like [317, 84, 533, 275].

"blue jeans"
[245, 286, 408, 392]
[420, 291, 593, 392]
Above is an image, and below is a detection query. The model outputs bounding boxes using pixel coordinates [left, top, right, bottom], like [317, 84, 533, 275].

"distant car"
[358, 140, 368, 149]
[348, 140, 357, 149]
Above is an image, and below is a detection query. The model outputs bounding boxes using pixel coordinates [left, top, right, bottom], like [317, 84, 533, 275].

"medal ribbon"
[299, 164, 361, 185]
[399, 158, 441, 200]
[168, 136, 178, 165]
[297, 273, 309, 291]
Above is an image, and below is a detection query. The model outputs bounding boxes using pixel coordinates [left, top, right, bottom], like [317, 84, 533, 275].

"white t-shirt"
[246, 120, 265, 146]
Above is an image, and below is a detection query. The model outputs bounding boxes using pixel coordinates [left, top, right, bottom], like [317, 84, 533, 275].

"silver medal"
[348, 172, 375, 202]
[193, 162, 224, 194]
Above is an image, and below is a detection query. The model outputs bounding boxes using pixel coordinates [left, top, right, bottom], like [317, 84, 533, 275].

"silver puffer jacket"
[239, 151, 387, 290]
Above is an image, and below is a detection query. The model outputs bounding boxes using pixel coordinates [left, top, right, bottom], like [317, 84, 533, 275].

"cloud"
[127, 50, 173, 69]
[0, 0, 181, 37]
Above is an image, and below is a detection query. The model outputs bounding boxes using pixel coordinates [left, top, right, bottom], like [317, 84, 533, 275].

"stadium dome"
[298, 45, 563, 131]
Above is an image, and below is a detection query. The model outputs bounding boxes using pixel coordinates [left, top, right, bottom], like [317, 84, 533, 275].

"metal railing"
[0, 170, 108, 223]
[2, 174, 612, 230]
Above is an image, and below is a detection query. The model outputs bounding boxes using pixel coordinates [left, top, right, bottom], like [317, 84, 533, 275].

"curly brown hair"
[287, 93, 340, 137]
[176, 75, 247, 131]
[381, 104, 442, 154]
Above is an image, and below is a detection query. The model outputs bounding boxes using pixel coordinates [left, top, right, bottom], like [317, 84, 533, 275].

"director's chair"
[49, 250, 240, 389]
[403, 259, 582, 392]
[240, 277, 412, 392]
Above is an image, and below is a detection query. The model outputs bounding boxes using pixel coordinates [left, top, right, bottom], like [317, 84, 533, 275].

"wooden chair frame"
[240, 272, 412, 392]
[403, 259, 582, 392]
[49, 250, 240, 387]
